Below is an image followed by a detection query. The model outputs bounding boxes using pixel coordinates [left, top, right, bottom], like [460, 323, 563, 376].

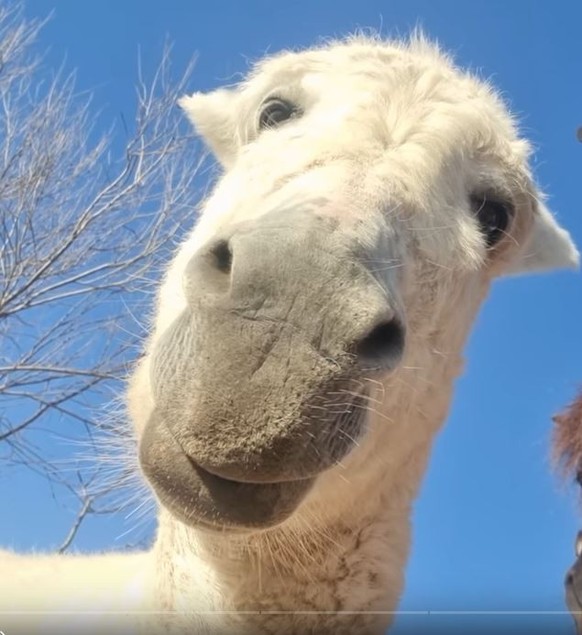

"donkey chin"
[139, 364, 381, 533]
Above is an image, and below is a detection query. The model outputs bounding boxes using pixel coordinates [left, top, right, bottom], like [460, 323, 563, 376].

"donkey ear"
[179, 89, 238, 168]
[506, 200, 579, 275]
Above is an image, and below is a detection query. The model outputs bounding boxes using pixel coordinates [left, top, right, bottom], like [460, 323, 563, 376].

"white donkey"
[0, 34, 578, 635]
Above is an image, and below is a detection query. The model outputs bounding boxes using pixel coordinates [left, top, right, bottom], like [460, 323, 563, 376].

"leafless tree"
[0, 1, 205, 545]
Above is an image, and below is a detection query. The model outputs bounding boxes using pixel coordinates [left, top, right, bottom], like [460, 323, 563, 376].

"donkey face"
[132, 37, 577, 532]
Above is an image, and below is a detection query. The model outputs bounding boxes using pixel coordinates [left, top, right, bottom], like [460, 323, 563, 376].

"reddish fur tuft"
[553, 389, 582, 479]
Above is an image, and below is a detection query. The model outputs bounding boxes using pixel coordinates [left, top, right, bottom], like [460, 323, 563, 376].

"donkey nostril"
[184, 238, 233, 300]
[211, 240, 233, 274]
[355, 319, 405, 366]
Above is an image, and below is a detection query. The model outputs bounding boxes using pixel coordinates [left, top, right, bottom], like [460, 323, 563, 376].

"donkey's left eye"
[470, 194, 513, 248]
[258, 98, 299, 130]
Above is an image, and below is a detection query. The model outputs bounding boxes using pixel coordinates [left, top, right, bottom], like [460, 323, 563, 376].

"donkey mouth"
[139, 409, 317, 531]
[189, 456, 313, 486]
[139, 396, 367, 531]
[184, 456, 316, 531]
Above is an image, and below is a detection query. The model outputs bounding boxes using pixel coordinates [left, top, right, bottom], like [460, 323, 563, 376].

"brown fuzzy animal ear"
[553, 390, 582, 479]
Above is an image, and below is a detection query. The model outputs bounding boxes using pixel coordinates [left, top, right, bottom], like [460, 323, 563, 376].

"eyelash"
[470, 194, 514, 248]
[258, 97, 301, 131]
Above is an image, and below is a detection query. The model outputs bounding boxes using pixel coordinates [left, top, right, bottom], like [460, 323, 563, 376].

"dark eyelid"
[257, 96, 302, 128]
[470, 192, 514, 214]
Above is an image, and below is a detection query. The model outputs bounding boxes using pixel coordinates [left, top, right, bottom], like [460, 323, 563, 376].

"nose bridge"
[184, 210, 400, 357]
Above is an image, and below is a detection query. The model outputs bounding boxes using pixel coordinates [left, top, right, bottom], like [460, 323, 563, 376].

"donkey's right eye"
[258, 98, 300, 130]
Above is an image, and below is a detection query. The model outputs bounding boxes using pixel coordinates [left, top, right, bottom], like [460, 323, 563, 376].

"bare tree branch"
[0, 0, 207, 547]
[58, 495, 92, 554]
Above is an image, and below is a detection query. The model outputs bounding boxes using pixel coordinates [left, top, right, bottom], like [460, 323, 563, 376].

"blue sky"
[2, 0, 581, 632]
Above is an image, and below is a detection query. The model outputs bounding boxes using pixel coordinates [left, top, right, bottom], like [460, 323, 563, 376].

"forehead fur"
[244, 33, 525, 156]
[204, 36, 529, 269]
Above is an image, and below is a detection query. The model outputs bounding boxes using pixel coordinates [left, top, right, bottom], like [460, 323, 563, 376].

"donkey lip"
[186, 456, 312, 487]
[175, 383, 370, 485]
[139, 411, 315, 530]
[178, 457, 315, 530]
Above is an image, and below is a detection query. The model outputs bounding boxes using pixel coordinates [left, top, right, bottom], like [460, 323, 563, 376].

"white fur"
[0, 34, 578, 635]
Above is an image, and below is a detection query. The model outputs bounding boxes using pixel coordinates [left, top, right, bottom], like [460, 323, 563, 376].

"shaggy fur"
[554, 391, 582, 479]
[0, 34, 578, 635]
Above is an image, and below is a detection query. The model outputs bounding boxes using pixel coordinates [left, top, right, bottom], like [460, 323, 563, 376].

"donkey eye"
[470, 194, 513, 248]
[258, 98, 299, 130]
